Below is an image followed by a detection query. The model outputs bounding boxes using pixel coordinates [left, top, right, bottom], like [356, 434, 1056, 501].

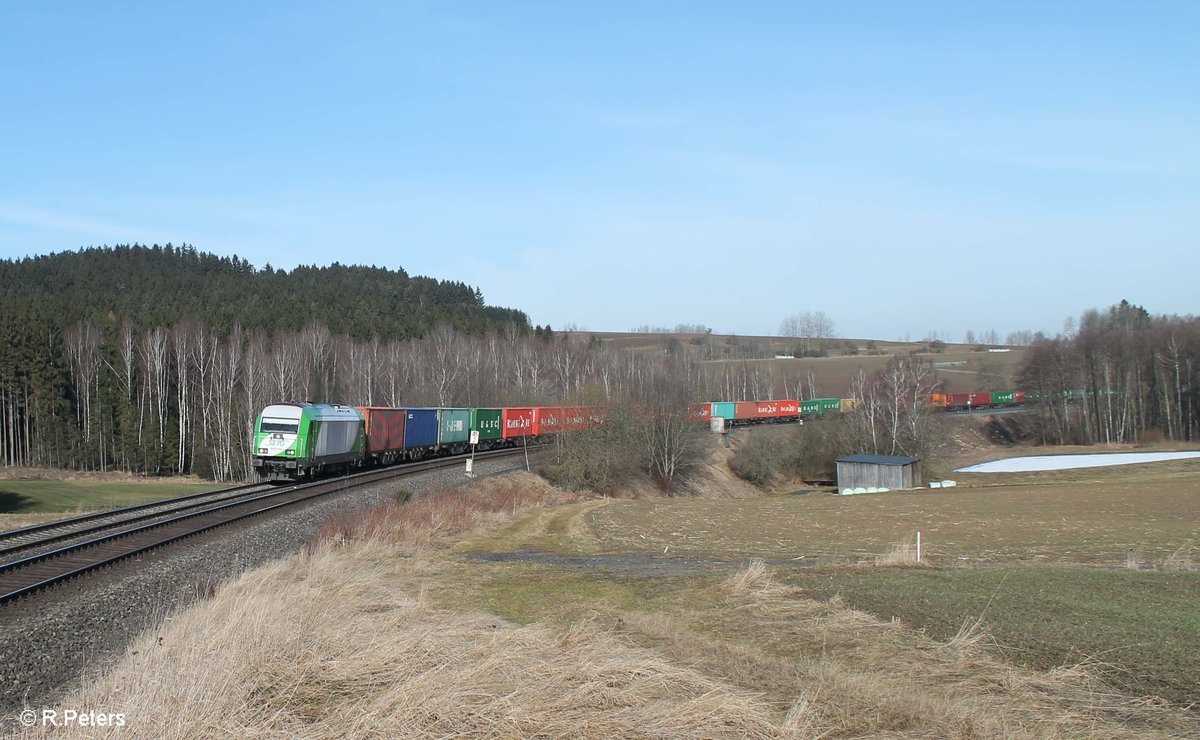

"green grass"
[781, 566, 1200, 705]
[457, 563, 711, 625]
[0, 479, 222, 514]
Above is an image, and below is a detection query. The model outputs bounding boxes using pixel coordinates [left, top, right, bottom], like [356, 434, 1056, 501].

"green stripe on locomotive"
[254, 404, 364, 465]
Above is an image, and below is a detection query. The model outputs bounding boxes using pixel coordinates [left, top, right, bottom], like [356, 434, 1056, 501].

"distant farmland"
[566, 330, 1028, 398]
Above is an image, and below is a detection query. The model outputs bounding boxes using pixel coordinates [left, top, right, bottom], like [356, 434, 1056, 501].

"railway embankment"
[0, 455, 525, 722]
[14, 464, 1199, 737]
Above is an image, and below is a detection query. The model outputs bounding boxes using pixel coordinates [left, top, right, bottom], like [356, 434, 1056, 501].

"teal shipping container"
[437, 408, 471, 444]
[710, 402, 736, 421]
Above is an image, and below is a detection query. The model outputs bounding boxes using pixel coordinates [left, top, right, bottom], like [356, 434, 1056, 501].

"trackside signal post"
[466, 430, 479, 477]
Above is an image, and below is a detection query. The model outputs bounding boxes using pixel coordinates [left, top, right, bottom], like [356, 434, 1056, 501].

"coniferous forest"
[0, 244, 531, 478]
[2, 246, 1198, 482]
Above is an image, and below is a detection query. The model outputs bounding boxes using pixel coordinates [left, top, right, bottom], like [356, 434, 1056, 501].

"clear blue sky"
[2, 2, 1196, 341]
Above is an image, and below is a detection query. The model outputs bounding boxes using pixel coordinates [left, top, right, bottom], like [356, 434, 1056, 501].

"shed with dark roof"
[835, 454, 921, 492]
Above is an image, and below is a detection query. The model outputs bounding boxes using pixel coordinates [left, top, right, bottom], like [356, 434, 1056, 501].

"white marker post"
[916, 530, 922, 563]
[467, 430, 479, 477]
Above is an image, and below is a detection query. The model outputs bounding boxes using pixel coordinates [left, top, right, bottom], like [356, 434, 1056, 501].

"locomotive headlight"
[286, 450, 294, 455]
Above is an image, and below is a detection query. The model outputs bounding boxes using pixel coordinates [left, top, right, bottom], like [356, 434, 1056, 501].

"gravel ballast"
[0, 456, 526, 720]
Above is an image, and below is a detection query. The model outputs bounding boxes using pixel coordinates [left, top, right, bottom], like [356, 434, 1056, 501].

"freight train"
[253, 388, 1053, 480]
[691, 388, 1051, 424]
[685, 398, 854, 428]
[252, 402, 603, 481]
[925, 390, 1026, 411]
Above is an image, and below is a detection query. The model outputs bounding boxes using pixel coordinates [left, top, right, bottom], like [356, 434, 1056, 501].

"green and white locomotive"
[252, 403, 365, 480]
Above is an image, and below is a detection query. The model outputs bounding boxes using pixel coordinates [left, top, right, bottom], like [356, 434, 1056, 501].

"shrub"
[729, 431, 793, 485]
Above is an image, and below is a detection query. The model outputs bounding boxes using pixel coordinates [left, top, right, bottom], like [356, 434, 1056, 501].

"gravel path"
[0, 456, 525, 720]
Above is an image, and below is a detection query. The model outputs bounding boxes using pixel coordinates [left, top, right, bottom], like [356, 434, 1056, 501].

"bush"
[729, 430, 794, 486]
[537, 405, 640, 495]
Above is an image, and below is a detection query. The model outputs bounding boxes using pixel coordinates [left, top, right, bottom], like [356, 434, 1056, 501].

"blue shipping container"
[403, 408, 439, 449]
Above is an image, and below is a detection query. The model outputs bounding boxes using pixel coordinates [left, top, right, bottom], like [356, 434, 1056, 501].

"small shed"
[836, 454, 921, 492]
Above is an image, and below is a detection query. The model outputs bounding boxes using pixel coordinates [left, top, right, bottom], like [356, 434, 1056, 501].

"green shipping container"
[992, 391, 1014, 404]
[800, 398, 841, 415]
[470, 408, 503, 441]
[711, 402, 736, 421]
[438, 408, 471, 444]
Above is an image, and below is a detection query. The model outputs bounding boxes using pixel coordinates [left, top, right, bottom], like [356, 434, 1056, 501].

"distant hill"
[0, 244, 528, 337]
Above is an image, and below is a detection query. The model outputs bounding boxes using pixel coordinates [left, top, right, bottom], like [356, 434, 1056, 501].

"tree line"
[0, 245, 530, 478]
[1017, 300, 1200, 444]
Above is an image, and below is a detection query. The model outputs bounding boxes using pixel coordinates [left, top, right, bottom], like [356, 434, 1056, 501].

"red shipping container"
[734, 401, 770, 420]
[535, 407, 565, 434]
[946, 393, 972, 409]
[1012, 391, 1026, 404]
[926, 393, 949, 409]
[501, 407, 535, 439]
[357, 407, 405, 454]
[561, 407, 590, 432]
[774, 399, 799, 417]
[686, 403, 712, 421]
[588, 407, 609, 425]
[968, 392, 991, 407]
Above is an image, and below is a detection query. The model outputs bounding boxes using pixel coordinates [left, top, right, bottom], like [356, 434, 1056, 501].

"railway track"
[0, 450, 521, 606]
[0, 481, 277, 562]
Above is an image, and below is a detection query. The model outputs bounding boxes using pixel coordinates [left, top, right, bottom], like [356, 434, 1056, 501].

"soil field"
[583, 463, 1200, 567]
[455, 461, 1200, 707]
[700, 349, 1027, 398]
[563, 331, 1027, 398]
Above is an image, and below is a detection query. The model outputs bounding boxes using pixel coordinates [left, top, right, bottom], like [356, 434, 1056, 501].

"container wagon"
[358, 406, 406, 466]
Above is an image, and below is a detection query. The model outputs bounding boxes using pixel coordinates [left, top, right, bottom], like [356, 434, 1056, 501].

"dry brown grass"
[623, 561, 1196, 738]
[0, 512, 75, 531]
[27, 473, 1200, 738]
[1161, 542, 1196, 572]
[315, 472, 578, 553]
[29, 546, 785, 739]
[873, 540, 920, 566]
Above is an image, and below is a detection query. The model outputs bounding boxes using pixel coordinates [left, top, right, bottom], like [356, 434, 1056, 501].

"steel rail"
[0, 449, 523, 606]
[0, 484, 279, 563]
[0, 481, 269, 543]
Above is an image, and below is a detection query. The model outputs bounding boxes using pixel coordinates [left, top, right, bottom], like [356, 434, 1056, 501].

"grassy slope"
[0, 479, 220, 516]
[48, 469, 1200, 736]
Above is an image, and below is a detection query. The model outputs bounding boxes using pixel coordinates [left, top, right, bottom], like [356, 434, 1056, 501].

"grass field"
[452, 459, 1200, 708]
[583, 460, 1200, 567]
[58, 472, 1200, 737]
[779, 566, 1200, 705]
[0, 478, 220, 521]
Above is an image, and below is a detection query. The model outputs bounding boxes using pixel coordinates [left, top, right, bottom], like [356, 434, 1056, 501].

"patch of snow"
[955, 451, 1200, 474]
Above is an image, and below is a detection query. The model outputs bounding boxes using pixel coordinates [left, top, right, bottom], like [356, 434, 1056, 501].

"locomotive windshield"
[260, 419, 299, 434]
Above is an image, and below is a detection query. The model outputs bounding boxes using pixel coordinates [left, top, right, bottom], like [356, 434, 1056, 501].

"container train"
[253, 388, 1052, 481]
[252, 402, 603, 481]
